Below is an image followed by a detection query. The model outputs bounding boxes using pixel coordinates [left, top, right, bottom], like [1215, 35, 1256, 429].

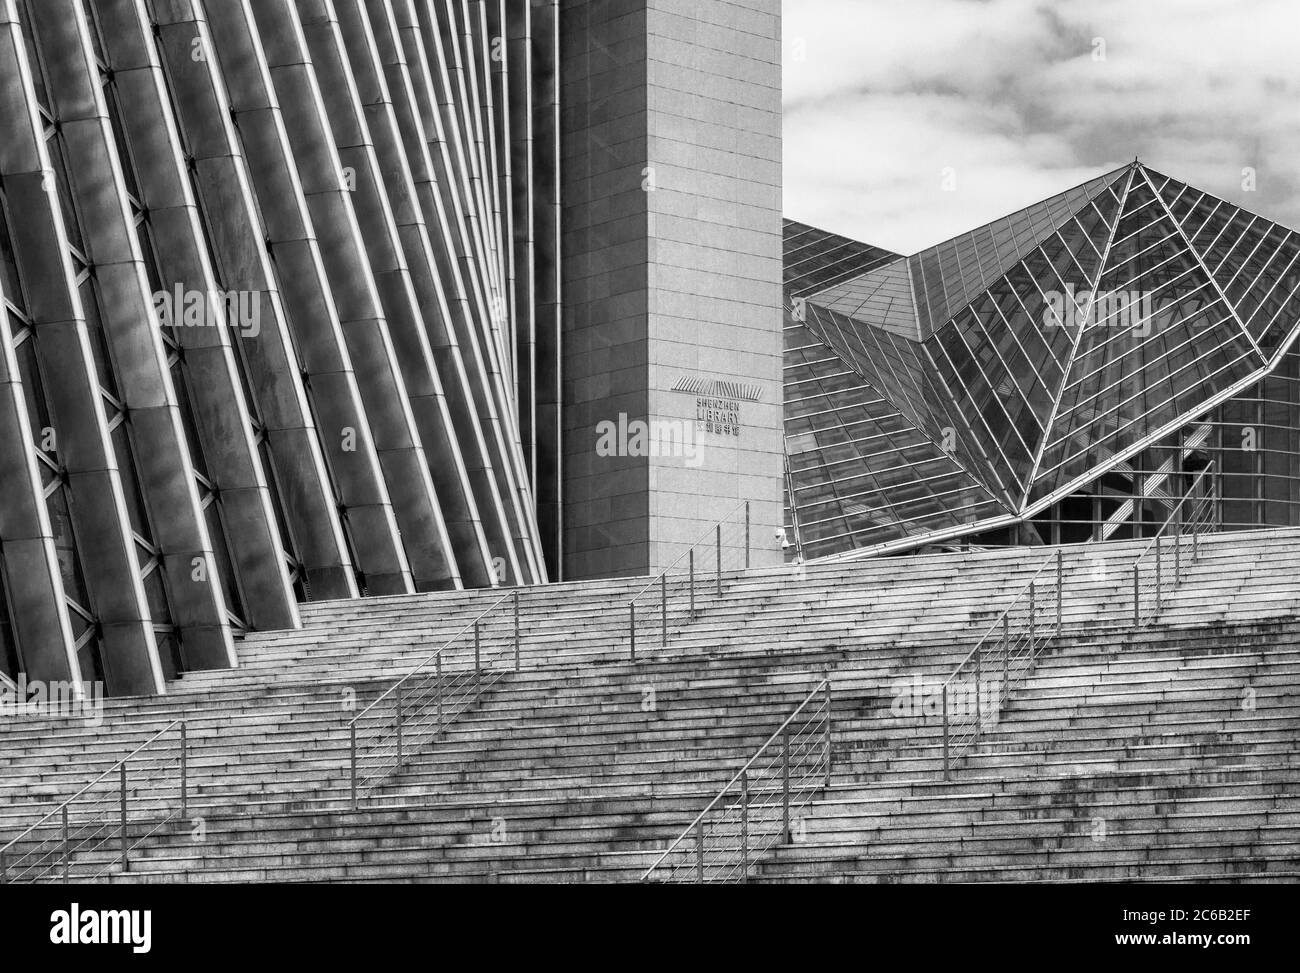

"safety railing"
[940, 552, 1063, 779]
[1131, 463, 1217, 625]
[0, 720, 187, 884]
[348, 589, 521, 807]
[627, 500, 751, 661]
[640, 677, 831, 883]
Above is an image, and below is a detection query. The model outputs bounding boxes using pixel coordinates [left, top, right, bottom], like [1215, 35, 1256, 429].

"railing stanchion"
[396, 682, 404, 764]
[688, 550, 695, 616]
[823, 678, 833, 786]
[660, 573, 667, 648]
[1001, 615, 1010, 700]
[436, 653, 444, 728]
[695, 819, 705, 884]
[781, 725, 791, 842]
[120, 763, 129, 873]
[1056, 549, 1063, 636]
[62, 806, 69, 883]
[1175, 516, 1182, 585]
[513, 590, 521, 671]
[629, 604, 636, 663]
[1029, 582, 1036, 648]
[1156, 533, 1163, 611]
[740, 770, 749, 883]
[180, 721, 188, 821]
[744, 501, 751, 569]
[715, 524, 722, 597]
[1175, 492, 1183, 583]
[474, 620, 481, 696]
[941, 683, 950, 780]
[1133, 564, 1140, 625]
[350, 723, 358, 810]
[974, 648, 982, 729]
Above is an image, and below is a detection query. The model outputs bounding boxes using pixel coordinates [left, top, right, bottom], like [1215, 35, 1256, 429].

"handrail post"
[1133, 564, 1140, 625]
[180, 721, 188, 821]
[781, 725, 791, 842]
[1056, 549, 1063, 636]
[436, 653, 444, 727]
[740, 770, 749, 883]
[1175, 515, 1182, 585]
[715, 523, 722, 597]
[120, 763, 129, 873]
[1029, 582, 1036, 648]
[396, 682, 404, 764]
[62, 805, 69, 883]
[975, 647, 982, 729]
[349, 722, 357, 810]
[473, 620, 481, 697]
[1155, 533, 1163, 610]
[823, 679, 833, 787]
[629, 603, 636, 663]
[688, 550, 695, 617]
[1001, 615, 1010, 702]
[695, 819, 705, 884]
[744, 501, 751, 569]
[513, 591, 521, 671]
[941, 683, 950, 780]
[660, 573, 667, 648]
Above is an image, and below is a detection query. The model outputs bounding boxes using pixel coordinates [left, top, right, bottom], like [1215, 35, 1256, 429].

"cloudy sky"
[783, 0, 1300, 255]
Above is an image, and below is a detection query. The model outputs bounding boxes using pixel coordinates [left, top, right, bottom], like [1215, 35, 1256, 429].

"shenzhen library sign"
[671, 377, 764, 439]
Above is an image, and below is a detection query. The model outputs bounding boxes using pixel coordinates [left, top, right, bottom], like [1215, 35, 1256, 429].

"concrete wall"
[561, 0, 784, 580]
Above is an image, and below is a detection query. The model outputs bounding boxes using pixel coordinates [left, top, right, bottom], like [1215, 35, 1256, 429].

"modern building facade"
[784, 161, 1300, 561]
[560, 0, 784, 581]
[0, 0, 785, 697]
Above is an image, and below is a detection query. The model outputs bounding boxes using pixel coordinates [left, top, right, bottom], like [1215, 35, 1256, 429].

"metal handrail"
[941, 552, 1060, 694]
[347, 588, 522, 806]
[627, 499, 751, 661]
[937, 462, 1218, 778]
[0, 719, 187, 883]
[641, 676, 831, 883]
[1131, 463, 1217, 624]
[938, 549, 1062, 779]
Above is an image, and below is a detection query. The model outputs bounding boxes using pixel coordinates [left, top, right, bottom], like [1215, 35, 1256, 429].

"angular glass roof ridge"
[784, 160, 1300, 560]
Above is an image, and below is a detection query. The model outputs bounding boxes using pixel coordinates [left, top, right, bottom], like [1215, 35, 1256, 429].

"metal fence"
[641, 677, 831, 883]
[348, 590, 521, 807]
[940, 553, 1062, 779]
[0, 720, 187, 883]
[1131, 463, 1218, 625]
[627, 500, 752, 660]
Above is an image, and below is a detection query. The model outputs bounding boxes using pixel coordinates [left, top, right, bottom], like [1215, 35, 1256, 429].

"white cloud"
[784, 0, 1300, 252]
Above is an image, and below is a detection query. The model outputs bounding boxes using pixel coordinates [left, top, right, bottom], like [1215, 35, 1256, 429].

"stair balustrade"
[640, 676, 831, 883]
[348, 589, 521, 807]
[0, 720, 187, 884]
[1131, 463, 1218, 625]
[627, 500, 751, 661]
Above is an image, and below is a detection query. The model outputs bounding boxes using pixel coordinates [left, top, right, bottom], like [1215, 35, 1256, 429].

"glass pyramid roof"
[784, 162, 1300, 559]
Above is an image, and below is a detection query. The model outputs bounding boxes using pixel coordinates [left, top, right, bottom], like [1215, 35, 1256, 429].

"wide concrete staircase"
[0, 528, 1296, 882]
